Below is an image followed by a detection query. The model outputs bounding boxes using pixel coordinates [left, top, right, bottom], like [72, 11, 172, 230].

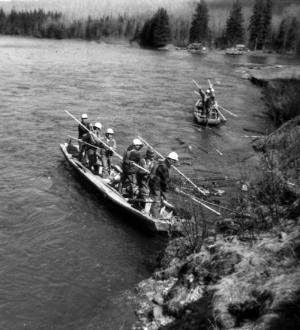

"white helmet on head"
[106, 128, 114, 134]
[167, 151, 179, 162]
[133, 138, 143, 146]
[206, 89, 211, 94]
[81, 113, 88, 119]
[94, 122, 102, 130]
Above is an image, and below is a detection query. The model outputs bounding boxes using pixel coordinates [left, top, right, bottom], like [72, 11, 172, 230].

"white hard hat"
[106, 128, 114, 134]
[167, 151, 179, 162]
[133, 138, 143, 146]
[81, 113, 88, 119]
[94, 122, 102, 130]
[206, 89, 210, 94]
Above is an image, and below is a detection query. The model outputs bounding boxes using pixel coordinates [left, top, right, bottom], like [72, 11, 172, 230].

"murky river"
[0, 36, 298, 329]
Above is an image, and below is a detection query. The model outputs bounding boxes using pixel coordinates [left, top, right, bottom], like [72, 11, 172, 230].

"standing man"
[81, 122, 104, 175]
[119, 138, 144, 197]
[78, 113, 91, 139]
[149, 151, 179, 218]
[102, 128, 117, 176]
[137, 148, 156, 210]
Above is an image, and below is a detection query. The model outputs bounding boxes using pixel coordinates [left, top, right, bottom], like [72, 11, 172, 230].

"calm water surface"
[0, 36, 298, 329]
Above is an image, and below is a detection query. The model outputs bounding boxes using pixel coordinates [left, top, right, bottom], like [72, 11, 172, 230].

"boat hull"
[60, 143, 182, 233]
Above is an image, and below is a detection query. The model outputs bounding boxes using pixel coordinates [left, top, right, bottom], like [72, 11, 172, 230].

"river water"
[0, 36, 298, 330]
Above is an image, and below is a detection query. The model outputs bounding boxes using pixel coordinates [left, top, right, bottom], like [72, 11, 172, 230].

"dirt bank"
[246, 65, 300, 86]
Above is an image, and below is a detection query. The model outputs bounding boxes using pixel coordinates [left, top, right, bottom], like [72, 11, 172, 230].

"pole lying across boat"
[137, 136, 223, 216]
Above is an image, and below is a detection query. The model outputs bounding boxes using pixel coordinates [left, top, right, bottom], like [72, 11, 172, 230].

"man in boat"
[102, 128, 117, 176]
[198, 87, 216, 117]
[78, 113, 92, 139]
[81, 122, 104, 175]
[137, 148, 156, 210]
[78, 113, 92, 161]
[149, 151, 179, 218]
[119, 138, 144, 198]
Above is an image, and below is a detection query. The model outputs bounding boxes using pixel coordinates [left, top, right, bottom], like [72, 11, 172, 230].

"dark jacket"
[149, 160, 170, 193]
[122, 146, 143, 174]
[78, 121, 91, 139]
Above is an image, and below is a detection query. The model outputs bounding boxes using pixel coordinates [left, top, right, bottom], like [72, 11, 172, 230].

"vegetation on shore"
[0, 0, 299, 54]
[133, 80, 300, 329]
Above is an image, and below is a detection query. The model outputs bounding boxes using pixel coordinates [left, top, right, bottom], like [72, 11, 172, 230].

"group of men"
[198, 86, 216, 116]
[78, 113, 116, 176]
[76, 113, 179, 218]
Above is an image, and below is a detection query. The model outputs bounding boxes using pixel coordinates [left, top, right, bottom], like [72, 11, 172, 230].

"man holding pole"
[119, 138, 144, 198]
[149, 151, 179, 218]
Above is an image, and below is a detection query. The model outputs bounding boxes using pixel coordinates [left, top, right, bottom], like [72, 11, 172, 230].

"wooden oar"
[192, 79, 201, 89]
[137, 136, 210, 196]
[215, 103, 227, 122]
[65, 111, 149, 174]
[218, 105, 238, 118]
[177, 189, 221, 216]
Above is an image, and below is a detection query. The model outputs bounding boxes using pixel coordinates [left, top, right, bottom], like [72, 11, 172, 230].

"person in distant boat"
[102, 128, 117, 176]
[206, 88, 216, 113]
[119, 138, 144, 198]
[137, 148, 156, 209]
[81, 122, 104, 175]
[78, 113, 91, 139]
[198, 87, 215, 117]
[149, 151, 179, 218]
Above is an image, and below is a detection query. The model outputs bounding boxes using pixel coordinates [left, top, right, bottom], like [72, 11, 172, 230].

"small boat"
[225, 44, 249, 56]
[60, 142, 184, 233]
[193, 99, 225, 126]
[187, 43, 208, 54]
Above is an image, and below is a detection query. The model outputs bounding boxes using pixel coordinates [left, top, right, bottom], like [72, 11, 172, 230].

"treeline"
[186, 0, 299, 54]
[0, 0, 299, 55]
[0, 8, 142, 40]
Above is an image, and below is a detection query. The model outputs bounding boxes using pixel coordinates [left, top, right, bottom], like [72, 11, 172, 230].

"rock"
[279, 232, 288, 241]
[254, 313, 280, 330]
[152, 293, 164, 306]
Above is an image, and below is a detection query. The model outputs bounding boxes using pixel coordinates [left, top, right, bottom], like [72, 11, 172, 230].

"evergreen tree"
[139, 8, 171, 48]
[0, 8, 6, 33]
[248, 0, 272, 50]
[275, 18, 288, 52]
[225, 0, 245, 47]
[151, 8, 171, 47]
[189, 0, 209, 44]
[286, 17, 298, 52]
[139, 19, 153, 46]
[263, 0, 272, 47]
[248, 0, 265, 49]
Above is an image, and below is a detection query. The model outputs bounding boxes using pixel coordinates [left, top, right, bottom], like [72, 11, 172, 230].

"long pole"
[177, 189, 221, 216]
[137, 136, 210, 196]
[218, 105, 238, 118]
[65, 110, 149, 174]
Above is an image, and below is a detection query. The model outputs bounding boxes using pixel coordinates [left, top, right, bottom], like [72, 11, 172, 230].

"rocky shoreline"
[132, 72, 300, 330]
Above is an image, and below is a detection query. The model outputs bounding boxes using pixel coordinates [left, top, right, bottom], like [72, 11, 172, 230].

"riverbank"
[132, 79, 300, 329]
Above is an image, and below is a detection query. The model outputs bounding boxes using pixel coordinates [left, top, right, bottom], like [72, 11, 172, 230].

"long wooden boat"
[193, 99, 226, 126]
[60, 142, 184, 233]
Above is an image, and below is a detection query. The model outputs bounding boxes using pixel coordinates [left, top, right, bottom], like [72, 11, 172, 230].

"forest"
[0, 0, 299, 54]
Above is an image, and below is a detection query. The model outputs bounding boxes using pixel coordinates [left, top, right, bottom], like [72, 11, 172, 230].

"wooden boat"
[187, 43, 208, 54]
[60, 142, 184, 233]
[193, 99, 225, 126]
[225, 47, 244, 55]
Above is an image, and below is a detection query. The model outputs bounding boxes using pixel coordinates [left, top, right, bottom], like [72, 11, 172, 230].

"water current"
[0, 36, 299, 330]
